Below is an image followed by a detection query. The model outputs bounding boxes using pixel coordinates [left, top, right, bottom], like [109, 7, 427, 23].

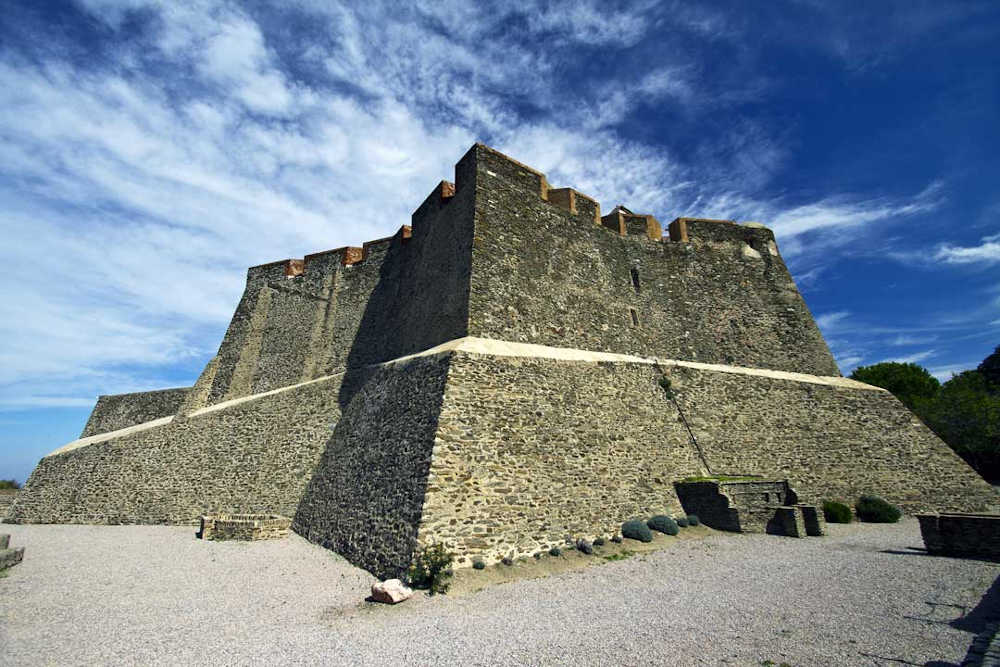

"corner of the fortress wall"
[459, 143, 610, 227]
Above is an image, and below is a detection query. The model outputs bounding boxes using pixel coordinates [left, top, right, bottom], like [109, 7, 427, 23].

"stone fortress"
[7, 144, 997, 578]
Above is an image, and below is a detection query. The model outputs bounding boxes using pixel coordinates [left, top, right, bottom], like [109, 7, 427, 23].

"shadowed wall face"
[294, 354, 452, 580]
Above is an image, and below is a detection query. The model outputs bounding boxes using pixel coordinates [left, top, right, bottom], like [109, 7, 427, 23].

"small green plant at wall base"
[593, 537, 606, 546]
[576, 539, 593, 554]
[472, 559, 486, 570]
[408, 542, 454, 594]
[676, 516, 689, 527]
[822, 500, 853, 523]
[548, 546, 562, 557]
[611, 535, 622, 543]
[647, 515, 679, 536]
[501, 556, 514, 566]
[855, 495, 902, 523]
[622, 519, 654, 542]
[687, 514, 700, 526]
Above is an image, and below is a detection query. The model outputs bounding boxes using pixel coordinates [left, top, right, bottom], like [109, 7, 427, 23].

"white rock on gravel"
[371, 578, 413, 604]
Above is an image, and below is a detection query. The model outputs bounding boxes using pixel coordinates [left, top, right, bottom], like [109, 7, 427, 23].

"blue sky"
[1, 0, 998, 483]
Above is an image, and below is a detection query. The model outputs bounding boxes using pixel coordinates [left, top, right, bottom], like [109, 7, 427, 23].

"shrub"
[822, 500, 853, 523]
[676, 516, 689, 527]
[611, 535, 622, 543]
[408, 543, 453, 594]
[855, 495, 901, 523]
[472, 558, 486, 570]
[549, 546, 562, 557]
[0, 479, 19, 490]
[622, 519, 654, 542]
[577, 539, 593, 555]
[501, 556, 514, 566]
[593, 537, 606, 547]
[687, 515, 700, 526]
[647, 515, 679, 536]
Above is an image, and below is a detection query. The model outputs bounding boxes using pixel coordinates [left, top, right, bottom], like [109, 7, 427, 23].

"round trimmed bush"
[593, 537, 606, 547]
[822, 500, 853, 523]
[577, 539, 594, 554]
[472, 559, 486, 570]
[687, 515, 700, 526]
[622, 519, 654, 542]
[855, 495, 901, 523]
[549, 546, 562, 557]
[611, 535, 623, 543]
[676, 516, 689, 528]
[647, 515, 679, 536]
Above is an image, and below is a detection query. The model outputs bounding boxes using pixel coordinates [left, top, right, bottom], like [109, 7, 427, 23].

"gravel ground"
[2, 519, 998, 666]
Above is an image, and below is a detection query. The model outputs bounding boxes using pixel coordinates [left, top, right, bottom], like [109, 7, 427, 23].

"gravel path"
[2, 519, 998, 666]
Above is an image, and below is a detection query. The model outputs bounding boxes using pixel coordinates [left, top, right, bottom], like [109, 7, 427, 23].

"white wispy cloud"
[0, 0, 977, 411]
[933, 233, 1000, 265]
[888, 349, 937, 364]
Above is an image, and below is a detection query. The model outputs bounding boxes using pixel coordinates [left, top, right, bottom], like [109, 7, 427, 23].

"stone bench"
[917, 513, 1000, 559]
[198, 514, 291, 541]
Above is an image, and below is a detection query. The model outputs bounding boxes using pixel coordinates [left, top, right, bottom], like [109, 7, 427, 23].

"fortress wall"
[419, 351, 706, 566]
[293, 354, 452, 580]
[663, 363, 998, 513]
[80, 387, 190, 438]
[8, 374, 345, 525]
[416, 350, 995, 566]
[464, 145, 839, 376]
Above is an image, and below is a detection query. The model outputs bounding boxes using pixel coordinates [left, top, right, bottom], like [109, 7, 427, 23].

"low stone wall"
[199, 514, 290, 541]
[0, 534, 24, 570]
[917, 513, 1000, 559]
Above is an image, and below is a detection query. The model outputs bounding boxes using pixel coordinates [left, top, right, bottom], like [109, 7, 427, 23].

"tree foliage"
[849, 349, 1000, 481]
[978, 345, 1000, 395]
[915, 370, 1000, 476]
[849, 362, 940, 409]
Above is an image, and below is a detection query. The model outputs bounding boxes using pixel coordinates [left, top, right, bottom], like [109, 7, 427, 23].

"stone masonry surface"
[416, 350, 997, 566]
[199, 514, 291, 541]
[80, 387, 190, 438]
[12, 142, 996, 579]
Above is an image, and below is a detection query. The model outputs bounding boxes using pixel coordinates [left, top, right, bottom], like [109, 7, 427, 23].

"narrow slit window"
[630, 267, 641, 294]
[630, 307, 639, 327]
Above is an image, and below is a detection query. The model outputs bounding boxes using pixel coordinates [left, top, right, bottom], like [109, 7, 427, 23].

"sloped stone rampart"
[416, 350, 996, 567]
[419, 352, 707, 565]
[663, 363, 997, 514]
[8, 374, 345, 525]
[80, 387, 190, 438]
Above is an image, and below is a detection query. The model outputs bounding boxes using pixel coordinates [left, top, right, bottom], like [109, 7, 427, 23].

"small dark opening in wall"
[630, 267, 641, 294]
[630, 307, 639, 326]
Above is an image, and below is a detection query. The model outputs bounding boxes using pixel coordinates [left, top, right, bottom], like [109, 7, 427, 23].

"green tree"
[849, 362, 940, 409]
[915, 370, 1000, 478]
[978, 345, 1000, 395]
